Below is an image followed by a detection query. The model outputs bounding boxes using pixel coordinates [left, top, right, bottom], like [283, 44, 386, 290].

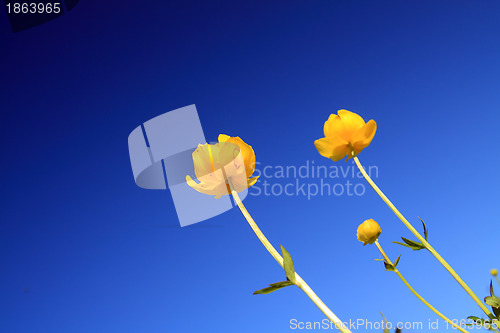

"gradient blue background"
[1, 1, 499, 332]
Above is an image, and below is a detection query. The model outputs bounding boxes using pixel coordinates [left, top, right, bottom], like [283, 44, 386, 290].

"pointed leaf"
[280, 245, 296, 284]
[467, 316, 495, 327]
[393, 242, 422, 251]
[384, 261, 395, 271]
[380, 312, 390, 333]
[269, 281, 295, 288]
[486, 285, 500, 318]
[467, 316, 488, 326]
[467, 316, 481, 322]
[493, 306, 500, 318]
[401, 237, 425, 248]
[484, 296, 500, 308]
[418, 217, 428, 240]
[253, 280, 294, 295]
[393, 241, 418, 249]
[253, 286, 283, 295]
[393, 255, 401, 268]
[393, 237, 426, 250]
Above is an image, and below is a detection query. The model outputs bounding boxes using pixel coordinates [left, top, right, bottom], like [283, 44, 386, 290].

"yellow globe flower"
[491, 269, 498, 277]
[357, 219, 381, 245]
[315, 109, 377, 162]
[186, 134, 259, 199]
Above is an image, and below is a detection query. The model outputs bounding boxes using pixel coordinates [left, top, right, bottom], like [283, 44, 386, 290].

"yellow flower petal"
[315, 137, 334, 158]
[323, 114, 349, 143]
[351, 119, 377, 156]
[186, 135, 258, 198]
[210, 142, 239, 172]
[323, 110, 365, 143]
[324, 114, 341, 137]
[218, 135, 256, 178]
[314, 137, 350, 162]
[218, 134, 231, 142]
[192, 144, 215, 179]
[338, 109, 366, 130]
[247, 176, 259, 187]
[186, 174, 230, 199]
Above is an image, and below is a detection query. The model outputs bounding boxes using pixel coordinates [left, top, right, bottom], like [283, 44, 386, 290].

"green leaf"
[488, 283, 500, 318]
[393, 241, 416, 249]
[393, 255, 401, 268]
[269, 281, 295, 288]
[253, 286, 283, 295]
[418, 217, 428, 240]
[467, 316, 482, 323]
[380, 312, 390, 333]
[466, 316, 490, 326]
[384, 261, 395, 271]
[383, 255, 401, 271]
[484, 296, 500, 308]
[280, 245, 296, 284]
[393, 237, 426, 251]
[253, 280, 294, 295]
[401, 237, 425, 248]
[493, 307, 500, 319]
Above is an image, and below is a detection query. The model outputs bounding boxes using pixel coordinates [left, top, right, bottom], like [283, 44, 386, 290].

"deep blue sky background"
[1, 1, 500, 332]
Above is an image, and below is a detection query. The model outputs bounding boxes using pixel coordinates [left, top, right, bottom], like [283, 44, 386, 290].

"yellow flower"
[186, 134, 259, 199]
[357, 219, 381, 245]
[315, 109, 377, 162]
[491, 269, 498, 277]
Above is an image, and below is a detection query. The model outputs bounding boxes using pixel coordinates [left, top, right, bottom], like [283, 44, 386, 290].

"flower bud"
[357, 219, 381, 245]
[491, 269, 498, 277]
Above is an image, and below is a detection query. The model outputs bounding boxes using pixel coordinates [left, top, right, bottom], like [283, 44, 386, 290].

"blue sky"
[1, 1, 499, 332]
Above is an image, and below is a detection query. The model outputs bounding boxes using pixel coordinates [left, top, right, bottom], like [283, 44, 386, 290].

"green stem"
[495, 276, 500, 287]
[353, 156, 494, 319]
[374, 240, 469, 333]
[230, 189, 351, 333]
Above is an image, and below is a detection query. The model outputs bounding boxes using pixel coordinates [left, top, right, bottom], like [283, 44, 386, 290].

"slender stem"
[495, 276, 500, 287]
[230, 188, 351, 333]
[374, 240, 469, 333]
[353, 156, 494, 319]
